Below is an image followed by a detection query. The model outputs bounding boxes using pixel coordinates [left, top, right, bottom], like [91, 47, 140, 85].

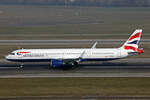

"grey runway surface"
[0, 58, 150, 78]
[0, 39, 150, 45]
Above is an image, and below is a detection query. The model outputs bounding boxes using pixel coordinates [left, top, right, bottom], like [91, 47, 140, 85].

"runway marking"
[0, 39, 149, 45]
[1, 72, 150, 78]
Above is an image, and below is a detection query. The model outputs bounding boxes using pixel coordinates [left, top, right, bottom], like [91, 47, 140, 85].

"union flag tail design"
[121, 29, 144, 54]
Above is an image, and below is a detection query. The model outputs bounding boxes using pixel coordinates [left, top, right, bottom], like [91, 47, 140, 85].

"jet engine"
[51, 59, 78, 69]
[51, 59, 63, 68]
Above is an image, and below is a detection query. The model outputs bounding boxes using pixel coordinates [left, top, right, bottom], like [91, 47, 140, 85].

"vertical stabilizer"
[120, 29, 144, 54]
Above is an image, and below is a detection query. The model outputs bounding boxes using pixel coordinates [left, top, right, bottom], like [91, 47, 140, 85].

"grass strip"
[0, 77, 150, 97]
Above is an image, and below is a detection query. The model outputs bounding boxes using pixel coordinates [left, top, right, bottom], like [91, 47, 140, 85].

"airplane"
[5, 29, 144, 69]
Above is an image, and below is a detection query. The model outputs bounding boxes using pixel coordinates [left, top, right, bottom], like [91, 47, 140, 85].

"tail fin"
[120, 29, 144, 54]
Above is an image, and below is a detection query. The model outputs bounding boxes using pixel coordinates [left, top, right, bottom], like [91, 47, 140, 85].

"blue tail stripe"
[127, 40, 138, 44]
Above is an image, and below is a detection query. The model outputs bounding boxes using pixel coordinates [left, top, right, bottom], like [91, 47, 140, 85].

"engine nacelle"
[51, 59, 63, 68]
[51, 59, 78, 69]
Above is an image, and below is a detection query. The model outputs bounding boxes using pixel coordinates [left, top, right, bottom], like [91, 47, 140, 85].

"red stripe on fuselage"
[17, 52, 30, 54]
[128, 32, 141, 41]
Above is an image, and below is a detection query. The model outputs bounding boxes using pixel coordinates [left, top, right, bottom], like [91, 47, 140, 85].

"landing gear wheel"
[62, 61, 79, 70]
[20, 63, 24, 68]
[73, 61, 78, 66]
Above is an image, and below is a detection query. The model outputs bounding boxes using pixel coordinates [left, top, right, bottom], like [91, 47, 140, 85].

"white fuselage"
[6, 48, 128, 62]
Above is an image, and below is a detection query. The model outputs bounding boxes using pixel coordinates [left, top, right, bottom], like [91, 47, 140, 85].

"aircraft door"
[117, 49, 121, 58]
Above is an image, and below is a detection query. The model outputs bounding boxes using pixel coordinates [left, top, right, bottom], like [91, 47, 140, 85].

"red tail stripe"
[128, 32, 141, 41]
[124, 46, 137, 51]
[124, 46, 144, 54]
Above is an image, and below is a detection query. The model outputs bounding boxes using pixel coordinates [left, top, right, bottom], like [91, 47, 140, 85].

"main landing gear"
[20, 63, 24, 68]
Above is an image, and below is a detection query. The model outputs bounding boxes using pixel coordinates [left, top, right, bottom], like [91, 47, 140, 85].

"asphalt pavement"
[0, 58, 150, 78]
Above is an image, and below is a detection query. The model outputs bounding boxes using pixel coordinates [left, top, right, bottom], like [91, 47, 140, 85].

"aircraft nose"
[5, 55, 12, 60]
[5, 55, 9, 60]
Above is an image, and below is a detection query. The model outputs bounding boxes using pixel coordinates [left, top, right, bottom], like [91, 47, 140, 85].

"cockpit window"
[10, 53, 15, 55]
